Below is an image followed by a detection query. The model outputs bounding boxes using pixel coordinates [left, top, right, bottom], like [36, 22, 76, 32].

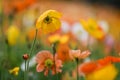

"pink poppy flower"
[36, 50, 62, 76]
[69, 50, 91, 60]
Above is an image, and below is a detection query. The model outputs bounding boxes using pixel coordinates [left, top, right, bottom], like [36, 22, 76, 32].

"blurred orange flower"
[36, 50, 62, 76]
[79, 56, 120, 75]
[3, 0, 36, 14]
[97, 56, 120, 66]
[86, 64, 118, 80]
[26, 28, 41, 41]
[57, 44, 71, 62]
[79, 61, 97, 75]
[13, 0, 36, 12]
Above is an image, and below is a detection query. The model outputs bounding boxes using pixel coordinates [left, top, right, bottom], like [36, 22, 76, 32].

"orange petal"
[36, 64, 44, 72]
[56, 60, 62, 67]
[79, 62, 97, 74]
[52, 70, 56, 75]
[44, 69, 49, 76]
[69, 50, 81, 59]
[36, 50, 53, 63]
[97, 56, 120, 66]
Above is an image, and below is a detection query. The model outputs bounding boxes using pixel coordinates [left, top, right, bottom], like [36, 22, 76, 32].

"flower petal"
[56, 60, 63, 67]
[36, 10, 61, 31]
[80, 50, 91, 59]
[36, 64, 44, 72]
[36, 50, 53, 63]
[69, 50, 81, 59]
[44, 69, 49, 76]
[48, 10, 62, 19]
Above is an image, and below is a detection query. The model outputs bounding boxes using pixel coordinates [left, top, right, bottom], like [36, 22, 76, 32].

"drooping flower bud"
[23, 54, 29, 60]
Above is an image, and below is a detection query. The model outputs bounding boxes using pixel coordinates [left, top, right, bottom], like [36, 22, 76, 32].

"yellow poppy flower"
[36, 10, 62, 34]
[80, 18, 105, 39]
[9, 67, 20, 76]
[6, 25, 20, 46]
[48, 34, 69, 44]
[86, 64, 118, 80]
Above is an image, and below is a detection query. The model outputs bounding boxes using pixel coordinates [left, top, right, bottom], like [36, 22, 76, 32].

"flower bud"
[23, 54, 29, 60]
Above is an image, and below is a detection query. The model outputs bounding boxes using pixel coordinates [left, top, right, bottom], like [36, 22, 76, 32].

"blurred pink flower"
[69, 50, 91, 60]
[36, 50, 62, 76]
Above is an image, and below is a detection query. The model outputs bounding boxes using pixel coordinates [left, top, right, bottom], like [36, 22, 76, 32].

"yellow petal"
[80, 18, 105, 39]
[14, 72, 18, 76]
[60, 35, 69, 44]
[47, 10, 62, 19]
[13, 67, 20, 72]
[41, 18, 61, 34]
[9, 67, 20, 76]
[80, 20, 88, 29]
[36, 10, 61, 29]
[88, 18, 98, 29]
[48, 34, 60, 43]
[86, 64, 118, 80]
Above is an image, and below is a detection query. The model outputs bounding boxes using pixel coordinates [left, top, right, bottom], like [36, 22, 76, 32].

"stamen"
[44, 16, 52, 24]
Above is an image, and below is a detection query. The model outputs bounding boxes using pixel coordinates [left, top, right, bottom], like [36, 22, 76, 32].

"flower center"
[45, 59, 53, 68]
[89, 26, 95, 31]
[44, 16, 52, 24]
[62, 50, 68, 55]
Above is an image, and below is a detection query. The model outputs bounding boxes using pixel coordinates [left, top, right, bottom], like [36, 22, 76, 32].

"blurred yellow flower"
[48, 34, 69, 44]
[48, 34, 60, 43]
[80, 18, 105, 39]
[6, 25, 20, 46]
[9, 67, 20, 76]
[60, 35, 69, 44]
[36, 10, 62, 34]
[86, 64, 118, 80]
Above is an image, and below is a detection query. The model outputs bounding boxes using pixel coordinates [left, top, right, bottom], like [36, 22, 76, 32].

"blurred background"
[1, 0, 120, 39]
[0, 0, 120, 80]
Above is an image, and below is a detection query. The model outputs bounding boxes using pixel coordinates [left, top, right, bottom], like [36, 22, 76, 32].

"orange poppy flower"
[78, 62, 95, 75]
[97, 56, 120, 66]
[79, 62, 97, 75]
[79, 56, 120, 75]
[11, 0, 36, 13]
[57, 44, 71, 62]
[36, 50, 62, 76]
[86, 64, 118, 80]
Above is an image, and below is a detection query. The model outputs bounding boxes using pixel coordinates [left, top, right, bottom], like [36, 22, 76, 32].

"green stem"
[52, 43, 58, 80]
[76, 58, 79, 80]
[27, 29, 38, 71]
[48, 71, 51, 80]
[24, 60, 27, 80]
